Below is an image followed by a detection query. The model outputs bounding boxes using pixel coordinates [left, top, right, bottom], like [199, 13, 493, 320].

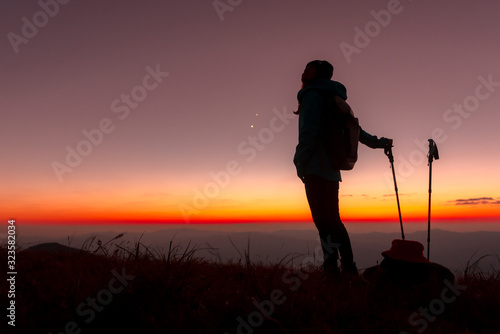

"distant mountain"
[20, 242, 84, 254]
[14, 229, 500, 273]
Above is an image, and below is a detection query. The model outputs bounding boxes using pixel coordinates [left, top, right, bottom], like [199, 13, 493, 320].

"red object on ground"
[382, 239, 430, 263]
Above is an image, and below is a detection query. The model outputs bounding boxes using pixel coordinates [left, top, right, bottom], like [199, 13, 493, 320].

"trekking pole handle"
[428, 139, 439, 164]
[384, 142, 394, 163]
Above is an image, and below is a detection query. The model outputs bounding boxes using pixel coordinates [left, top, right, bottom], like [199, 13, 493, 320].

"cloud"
[450, 197, 498, 205]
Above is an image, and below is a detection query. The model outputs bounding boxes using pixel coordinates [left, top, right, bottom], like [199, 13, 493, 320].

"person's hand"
[384, 138, 393, 156]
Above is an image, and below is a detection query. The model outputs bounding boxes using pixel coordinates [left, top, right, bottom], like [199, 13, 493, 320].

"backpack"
[319, 92, 360, 170]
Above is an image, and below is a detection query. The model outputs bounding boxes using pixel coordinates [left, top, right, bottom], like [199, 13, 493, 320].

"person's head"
[301, 60, 334, 85]
[294, 60, 334, 115]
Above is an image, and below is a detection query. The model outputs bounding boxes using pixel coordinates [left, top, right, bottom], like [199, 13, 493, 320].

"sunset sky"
[2, 0, 500, 228]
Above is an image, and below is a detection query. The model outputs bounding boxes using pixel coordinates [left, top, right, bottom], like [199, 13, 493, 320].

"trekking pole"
[385, 146, 405, 240]
[427, 139, 439, 260]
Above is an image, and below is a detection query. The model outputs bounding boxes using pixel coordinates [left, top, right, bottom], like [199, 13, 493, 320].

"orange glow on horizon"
[6, 183, 500, 225]
[14, 211, 500, 225]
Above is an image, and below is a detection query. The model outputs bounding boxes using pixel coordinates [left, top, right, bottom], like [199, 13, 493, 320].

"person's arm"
[359, 127, 392, 149]
[294, 90, 323, 179]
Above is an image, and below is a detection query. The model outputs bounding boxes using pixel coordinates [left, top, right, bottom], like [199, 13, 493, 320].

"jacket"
[293, 79, 388, 181]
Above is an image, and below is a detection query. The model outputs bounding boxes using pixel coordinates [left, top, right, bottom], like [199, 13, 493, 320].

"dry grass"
[1, 235, 499, 334]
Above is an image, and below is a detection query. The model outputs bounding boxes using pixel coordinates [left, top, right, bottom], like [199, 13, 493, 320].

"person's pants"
[304, 174, 354, 270]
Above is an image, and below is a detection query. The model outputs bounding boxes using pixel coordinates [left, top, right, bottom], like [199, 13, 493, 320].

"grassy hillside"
[2, 236, 499, 334]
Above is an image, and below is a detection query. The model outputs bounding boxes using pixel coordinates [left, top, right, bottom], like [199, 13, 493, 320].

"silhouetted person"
[293, 60, 392, 276]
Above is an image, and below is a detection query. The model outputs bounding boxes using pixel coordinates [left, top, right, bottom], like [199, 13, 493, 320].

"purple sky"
[1, 0, 500, 225]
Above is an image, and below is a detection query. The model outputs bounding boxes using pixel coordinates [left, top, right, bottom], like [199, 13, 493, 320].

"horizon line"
[10, 217, 500, 226]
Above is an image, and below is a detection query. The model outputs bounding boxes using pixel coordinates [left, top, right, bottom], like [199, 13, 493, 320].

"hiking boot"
[322, 260, 340, 274]
[341, 262, 359, 276]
